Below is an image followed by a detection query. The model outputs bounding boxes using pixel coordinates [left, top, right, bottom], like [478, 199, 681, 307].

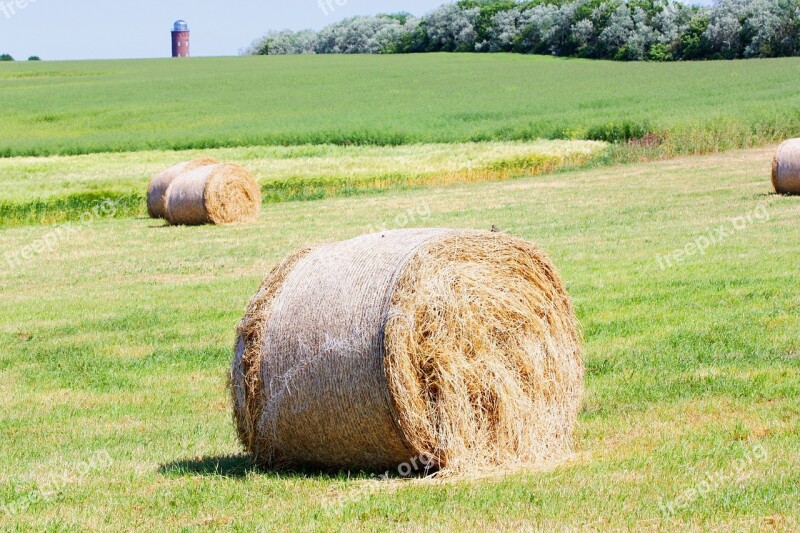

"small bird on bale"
[491, 225, 501, 233]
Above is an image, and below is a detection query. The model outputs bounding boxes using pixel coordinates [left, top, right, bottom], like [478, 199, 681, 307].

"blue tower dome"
[173, 20, 189, 32]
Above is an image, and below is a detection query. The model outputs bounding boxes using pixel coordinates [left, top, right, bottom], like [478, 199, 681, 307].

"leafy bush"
[586, 121, 652, 142]
[0, 54, 14, 61]
[675, 13, 709, 60]
[28, 56, 41, 61]
[646, 43, 672, 61]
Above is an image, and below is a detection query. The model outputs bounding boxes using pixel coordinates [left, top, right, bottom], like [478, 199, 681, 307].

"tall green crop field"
[1, 54, 799, 157]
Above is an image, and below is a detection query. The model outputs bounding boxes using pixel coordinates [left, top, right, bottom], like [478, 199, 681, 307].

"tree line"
[0, 54, 41, 61]
[246, 0, 800, 61]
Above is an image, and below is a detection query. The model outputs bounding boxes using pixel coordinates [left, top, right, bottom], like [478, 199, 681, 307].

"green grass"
[1, 55, 800, 157]
[1, 146, 798, 530]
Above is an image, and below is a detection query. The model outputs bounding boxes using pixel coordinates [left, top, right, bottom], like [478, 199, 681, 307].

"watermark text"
[656, 205, 769, 270]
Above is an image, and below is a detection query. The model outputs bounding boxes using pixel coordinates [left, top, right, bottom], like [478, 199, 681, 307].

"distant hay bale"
[772, 139, 800, 195]
[147, 158, 219, 219]
[230, 229, 584, 475]
[164, 163, 261, 226]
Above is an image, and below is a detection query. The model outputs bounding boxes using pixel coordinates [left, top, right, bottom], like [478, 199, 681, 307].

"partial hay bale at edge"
[772, 139, 800, 195]
[231, 229, 584, 476]
[165, 163, 262, 226]
[146, 158, 220, 219]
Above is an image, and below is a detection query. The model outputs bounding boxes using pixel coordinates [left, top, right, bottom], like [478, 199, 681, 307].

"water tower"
[171, 20, 190, 58]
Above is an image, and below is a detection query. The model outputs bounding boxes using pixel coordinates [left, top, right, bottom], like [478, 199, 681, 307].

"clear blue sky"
[0, 0, 445, 61]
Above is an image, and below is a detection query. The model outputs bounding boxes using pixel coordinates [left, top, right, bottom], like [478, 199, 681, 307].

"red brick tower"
[171, 20, 190, 58]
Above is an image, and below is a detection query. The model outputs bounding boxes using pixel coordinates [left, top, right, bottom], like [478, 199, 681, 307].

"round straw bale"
[231, 229, 584, 475]
[147, 158, 220, 219]
[164, 163, 261, 226]
[772, 139, 800, 195]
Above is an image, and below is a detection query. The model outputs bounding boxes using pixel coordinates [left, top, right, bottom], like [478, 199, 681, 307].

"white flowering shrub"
[598, 5, 634, 57]
[244, 30, 317, 55]
[571, 19, 596, 51]
[313, 15, 419, 54]
[476, 7, 524, 52]
[422, 3, 481, 51]
[740, 0, 793, 57]
[704, 0, 745, 58]
[652, 3, 690, 44]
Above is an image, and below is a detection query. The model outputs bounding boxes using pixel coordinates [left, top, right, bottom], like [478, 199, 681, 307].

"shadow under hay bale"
[159, 455, 255, 478]
[772, 139, 800, 195]
[147, 158, 220, 219]
[230, 229, 584, 476]
[164, 163, 261, 226]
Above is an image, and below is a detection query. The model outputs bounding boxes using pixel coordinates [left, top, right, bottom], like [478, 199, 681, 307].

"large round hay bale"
[147, 158, 220, 219]
[772, 139, 800, 195]
[164, 163, 261, 226]
[231, 229, 584, 475]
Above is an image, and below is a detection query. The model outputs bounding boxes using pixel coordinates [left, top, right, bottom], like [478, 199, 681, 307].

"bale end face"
[165, 163, 261, 226]
[384, 231, 584, 474]
[231, 229, 584, 476]
[772, 139, 800, 195]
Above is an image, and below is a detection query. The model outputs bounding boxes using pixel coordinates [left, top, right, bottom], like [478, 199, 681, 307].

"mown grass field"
[0, 140, 604, 227]
[1, 54, 800, 157]
[1, 145, 798, 530]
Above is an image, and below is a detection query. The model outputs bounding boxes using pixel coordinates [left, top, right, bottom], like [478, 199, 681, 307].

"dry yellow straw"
[772, 139, 800, 195]
[231, 229, 584, 476]
[146, 158, 220, 219]
[164, 163, 261, 225]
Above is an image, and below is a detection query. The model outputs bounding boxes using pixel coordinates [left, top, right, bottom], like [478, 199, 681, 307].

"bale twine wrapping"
[231, 229, 584, 475]
[164, 163, 261, 226]
[147, 158, 220, 219]
[773, 139, 800, 195]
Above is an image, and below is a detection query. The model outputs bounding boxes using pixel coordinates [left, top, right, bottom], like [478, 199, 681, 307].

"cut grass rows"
[0, 140, 603, 227]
